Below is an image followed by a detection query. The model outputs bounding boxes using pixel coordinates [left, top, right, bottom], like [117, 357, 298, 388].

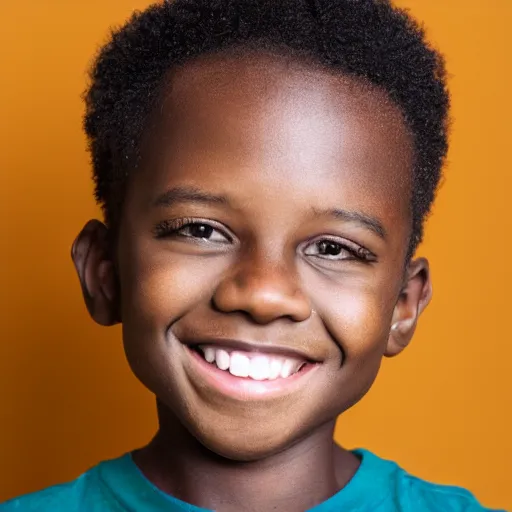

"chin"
[197, 433, 291, 462]
[186, 405, 339, 463]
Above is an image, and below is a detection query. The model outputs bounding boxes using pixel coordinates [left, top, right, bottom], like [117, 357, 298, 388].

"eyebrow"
[313, 207, 387, 240]
[153, 186, 386, 239]
[152, 186, 231, 208]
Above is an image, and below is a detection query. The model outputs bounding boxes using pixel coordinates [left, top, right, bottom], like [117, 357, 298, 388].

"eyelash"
[153, 218, 375, 262]
[305, 236, 375, 262]
[153, 218, 234, 243]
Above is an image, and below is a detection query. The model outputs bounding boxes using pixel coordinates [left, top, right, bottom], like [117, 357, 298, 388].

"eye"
[179, 223, 229, 243]
[153, 219, 232, 245]
[303, 238, 373, 262]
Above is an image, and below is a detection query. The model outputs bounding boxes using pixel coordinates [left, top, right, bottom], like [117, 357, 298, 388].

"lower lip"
[186, 347, 318, 401]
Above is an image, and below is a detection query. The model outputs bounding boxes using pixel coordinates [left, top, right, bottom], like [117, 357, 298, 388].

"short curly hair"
[84, 0, 450, 254]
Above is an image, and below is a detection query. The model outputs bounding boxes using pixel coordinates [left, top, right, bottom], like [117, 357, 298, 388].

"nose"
[211, 251, 312, 324]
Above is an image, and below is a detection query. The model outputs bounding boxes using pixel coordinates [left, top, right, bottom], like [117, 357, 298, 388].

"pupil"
[191, 224, 213, 238]
[319, 241, 340, 255]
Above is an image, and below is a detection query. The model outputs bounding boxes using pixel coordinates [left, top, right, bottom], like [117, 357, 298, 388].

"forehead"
[139, 51, 413, 234]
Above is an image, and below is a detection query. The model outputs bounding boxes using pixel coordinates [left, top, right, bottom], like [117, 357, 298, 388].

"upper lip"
[181, 337, 323, 363]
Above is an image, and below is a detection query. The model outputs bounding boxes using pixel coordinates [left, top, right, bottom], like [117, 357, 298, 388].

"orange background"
[0, 0, 510, 509]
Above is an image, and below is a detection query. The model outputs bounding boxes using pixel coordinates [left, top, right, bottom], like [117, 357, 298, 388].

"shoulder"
[0, 459, 110, 512]
[0, 478, 87, 512]
[398, 472, 502, 512]
[355, 449, 505, 512]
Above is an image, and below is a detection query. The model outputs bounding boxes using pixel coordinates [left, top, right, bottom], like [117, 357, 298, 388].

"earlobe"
[385, 258, 432, 357]
[71, 219, 120, 326]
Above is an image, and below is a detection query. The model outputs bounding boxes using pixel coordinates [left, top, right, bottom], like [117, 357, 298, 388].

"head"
[72, 0, 449, 461]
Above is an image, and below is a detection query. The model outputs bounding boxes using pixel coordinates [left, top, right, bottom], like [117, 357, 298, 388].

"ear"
[71, 219, 120, 326]
[385, 257, 432, 357]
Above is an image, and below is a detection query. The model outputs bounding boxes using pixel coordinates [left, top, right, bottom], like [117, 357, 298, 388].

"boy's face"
[74, 52, 431, 461]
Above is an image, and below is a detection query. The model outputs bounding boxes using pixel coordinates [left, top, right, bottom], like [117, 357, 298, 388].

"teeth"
[229, 353, 250, 378]
[204, 347, 215, 363]
[199, 346, 305, 381]
[269, 358, 282, 380]
[215, 349, 230, 371]
[280, 359, 303, 378]
[249, 356, 270, 381]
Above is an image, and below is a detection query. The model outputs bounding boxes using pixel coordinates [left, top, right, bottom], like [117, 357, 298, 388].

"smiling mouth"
[184, 341, 318, 400]
[193, 345, 307, 381]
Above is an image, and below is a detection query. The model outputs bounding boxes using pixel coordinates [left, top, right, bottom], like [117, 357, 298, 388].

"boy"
[1, 0, 504, 510]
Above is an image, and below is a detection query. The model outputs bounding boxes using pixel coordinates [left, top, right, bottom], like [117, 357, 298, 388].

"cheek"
[310, 277, 395, 360]
[118, 241, 229, 329]
[116, 241, 231, 402]
[310, 281, 395, 412]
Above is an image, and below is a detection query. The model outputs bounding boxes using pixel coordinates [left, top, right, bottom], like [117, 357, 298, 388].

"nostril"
[210, 262, 312, 323]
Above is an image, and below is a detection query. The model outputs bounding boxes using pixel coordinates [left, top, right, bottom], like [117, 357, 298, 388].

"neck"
[132, 401, 359, 512]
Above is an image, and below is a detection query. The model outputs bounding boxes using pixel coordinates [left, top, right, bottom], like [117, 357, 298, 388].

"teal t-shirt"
[0, 449, 504, 511]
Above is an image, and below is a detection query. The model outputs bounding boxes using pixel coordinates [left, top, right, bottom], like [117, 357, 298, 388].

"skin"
[72, 51, 432, 511]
